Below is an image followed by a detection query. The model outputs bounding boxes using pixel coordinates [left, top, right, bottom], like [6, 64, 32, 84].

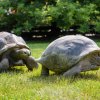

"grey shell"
[38, 35, 100, 72]
[0, 32, 29, 55]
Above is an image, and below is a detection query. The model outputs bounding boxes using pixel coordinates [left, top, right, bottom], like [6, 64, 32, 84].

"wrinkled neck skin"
[90, 53, 100, 66]
[77, 53, 100, 72]
[10, 50, 20, 60]
[91, 56, 100, 66]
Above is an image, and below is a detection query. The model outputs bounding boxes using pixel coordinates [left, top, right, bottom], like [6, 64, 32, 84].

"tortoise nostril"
[24, 51, 29, 56]
[24, 51, 27, 54]
[24, 51, 31, 56]
[23, 49, 31, 56]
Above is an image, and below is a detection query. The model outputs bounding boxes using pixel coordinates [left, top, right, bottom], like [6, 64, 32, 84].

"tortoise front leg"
[41, 65, 49, 76]
[63, 64, 99, 76]
[63, 64, 81, 77]
[24, 56, 38, 71]
[0, 58, 9, 71]
[13, 60, 24, 66]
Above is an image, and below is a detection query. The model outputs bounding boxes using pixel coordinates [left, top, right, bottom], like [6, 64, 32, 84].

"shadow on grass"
[66, 73, 100, 83]
[29, 75, 60, 83]
[0, 67, 25, 74]
[75, 73, 100, 80]
[0, 68, 99, 83]
[29, 72, 100, 84]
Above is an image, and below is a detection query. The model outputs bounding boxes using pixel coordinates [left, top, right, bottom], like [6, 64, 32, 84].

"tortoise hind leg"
[0, 58, 9, 71]
[41, 65, 49, 76]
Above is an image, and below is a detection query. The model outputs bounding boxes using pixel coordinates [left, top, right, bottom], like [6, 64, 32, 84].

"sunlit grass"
[0, 39, 100, 100]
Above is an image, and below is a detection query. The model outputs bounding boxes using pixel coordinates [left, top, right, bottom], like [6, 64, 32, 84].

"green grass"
[0, 40, 100, 100]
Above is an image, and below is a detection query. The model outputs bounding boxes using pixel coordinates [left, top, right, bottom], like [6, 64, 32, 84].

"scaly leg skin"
[63, 59, 99, 77]
[63, 58, 95, 76]
[13, 60, 24, 66]
[0, 58, 9, 71]
[24, 56, 38, 71]
[41, 66, 49, 76]
[63, 64, 81, 77]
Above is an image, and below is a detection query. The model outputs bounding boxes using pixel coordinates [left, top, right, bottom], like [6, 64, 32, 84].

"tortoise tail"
[36, 57, 45, 64]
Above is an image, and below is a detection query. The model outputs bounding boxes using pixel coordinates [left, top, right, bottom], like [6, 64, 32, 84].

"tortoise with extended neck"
[36, 35, 100, 76]
[0, 32, 38, 71]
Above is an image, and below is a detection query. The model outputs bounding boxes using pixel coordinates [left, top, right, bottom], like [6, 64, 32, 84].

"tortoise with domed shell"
[36, 35, 100, 76]
[0, 32, 38, 71]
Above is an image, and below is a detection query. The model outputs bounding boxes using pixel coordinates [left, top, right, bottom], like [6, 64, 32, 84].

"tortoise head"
[87, 50, 100, 70]
[12, 48, 31, 59]
[11, 48, 38, 70]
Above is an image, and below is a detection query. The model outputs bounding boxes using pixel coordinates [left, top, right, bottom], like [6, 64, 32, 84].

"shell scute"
[0, 32, 29, 55]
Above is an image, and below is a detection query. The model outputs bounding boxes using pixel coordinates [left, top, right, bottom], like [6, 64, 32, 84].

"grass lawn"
[0, 39, 100, 100]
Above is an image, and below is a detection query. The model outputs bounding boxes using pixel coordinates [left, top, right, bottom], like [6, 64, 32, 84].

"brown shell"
[0, 32, 29, 55]
[38, 35, 100, 71]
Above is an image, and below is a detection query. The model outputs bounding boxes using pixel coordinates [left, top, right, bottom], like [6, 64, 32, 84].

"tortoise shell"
[38, 35, 100, 73]
[0, 32, 29, 55]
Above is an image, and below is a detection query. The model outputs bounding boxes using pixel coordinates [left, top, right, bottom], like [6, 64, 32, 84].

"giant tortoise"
[36, 35, 100, 76]
[0, 32, 38, 71]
